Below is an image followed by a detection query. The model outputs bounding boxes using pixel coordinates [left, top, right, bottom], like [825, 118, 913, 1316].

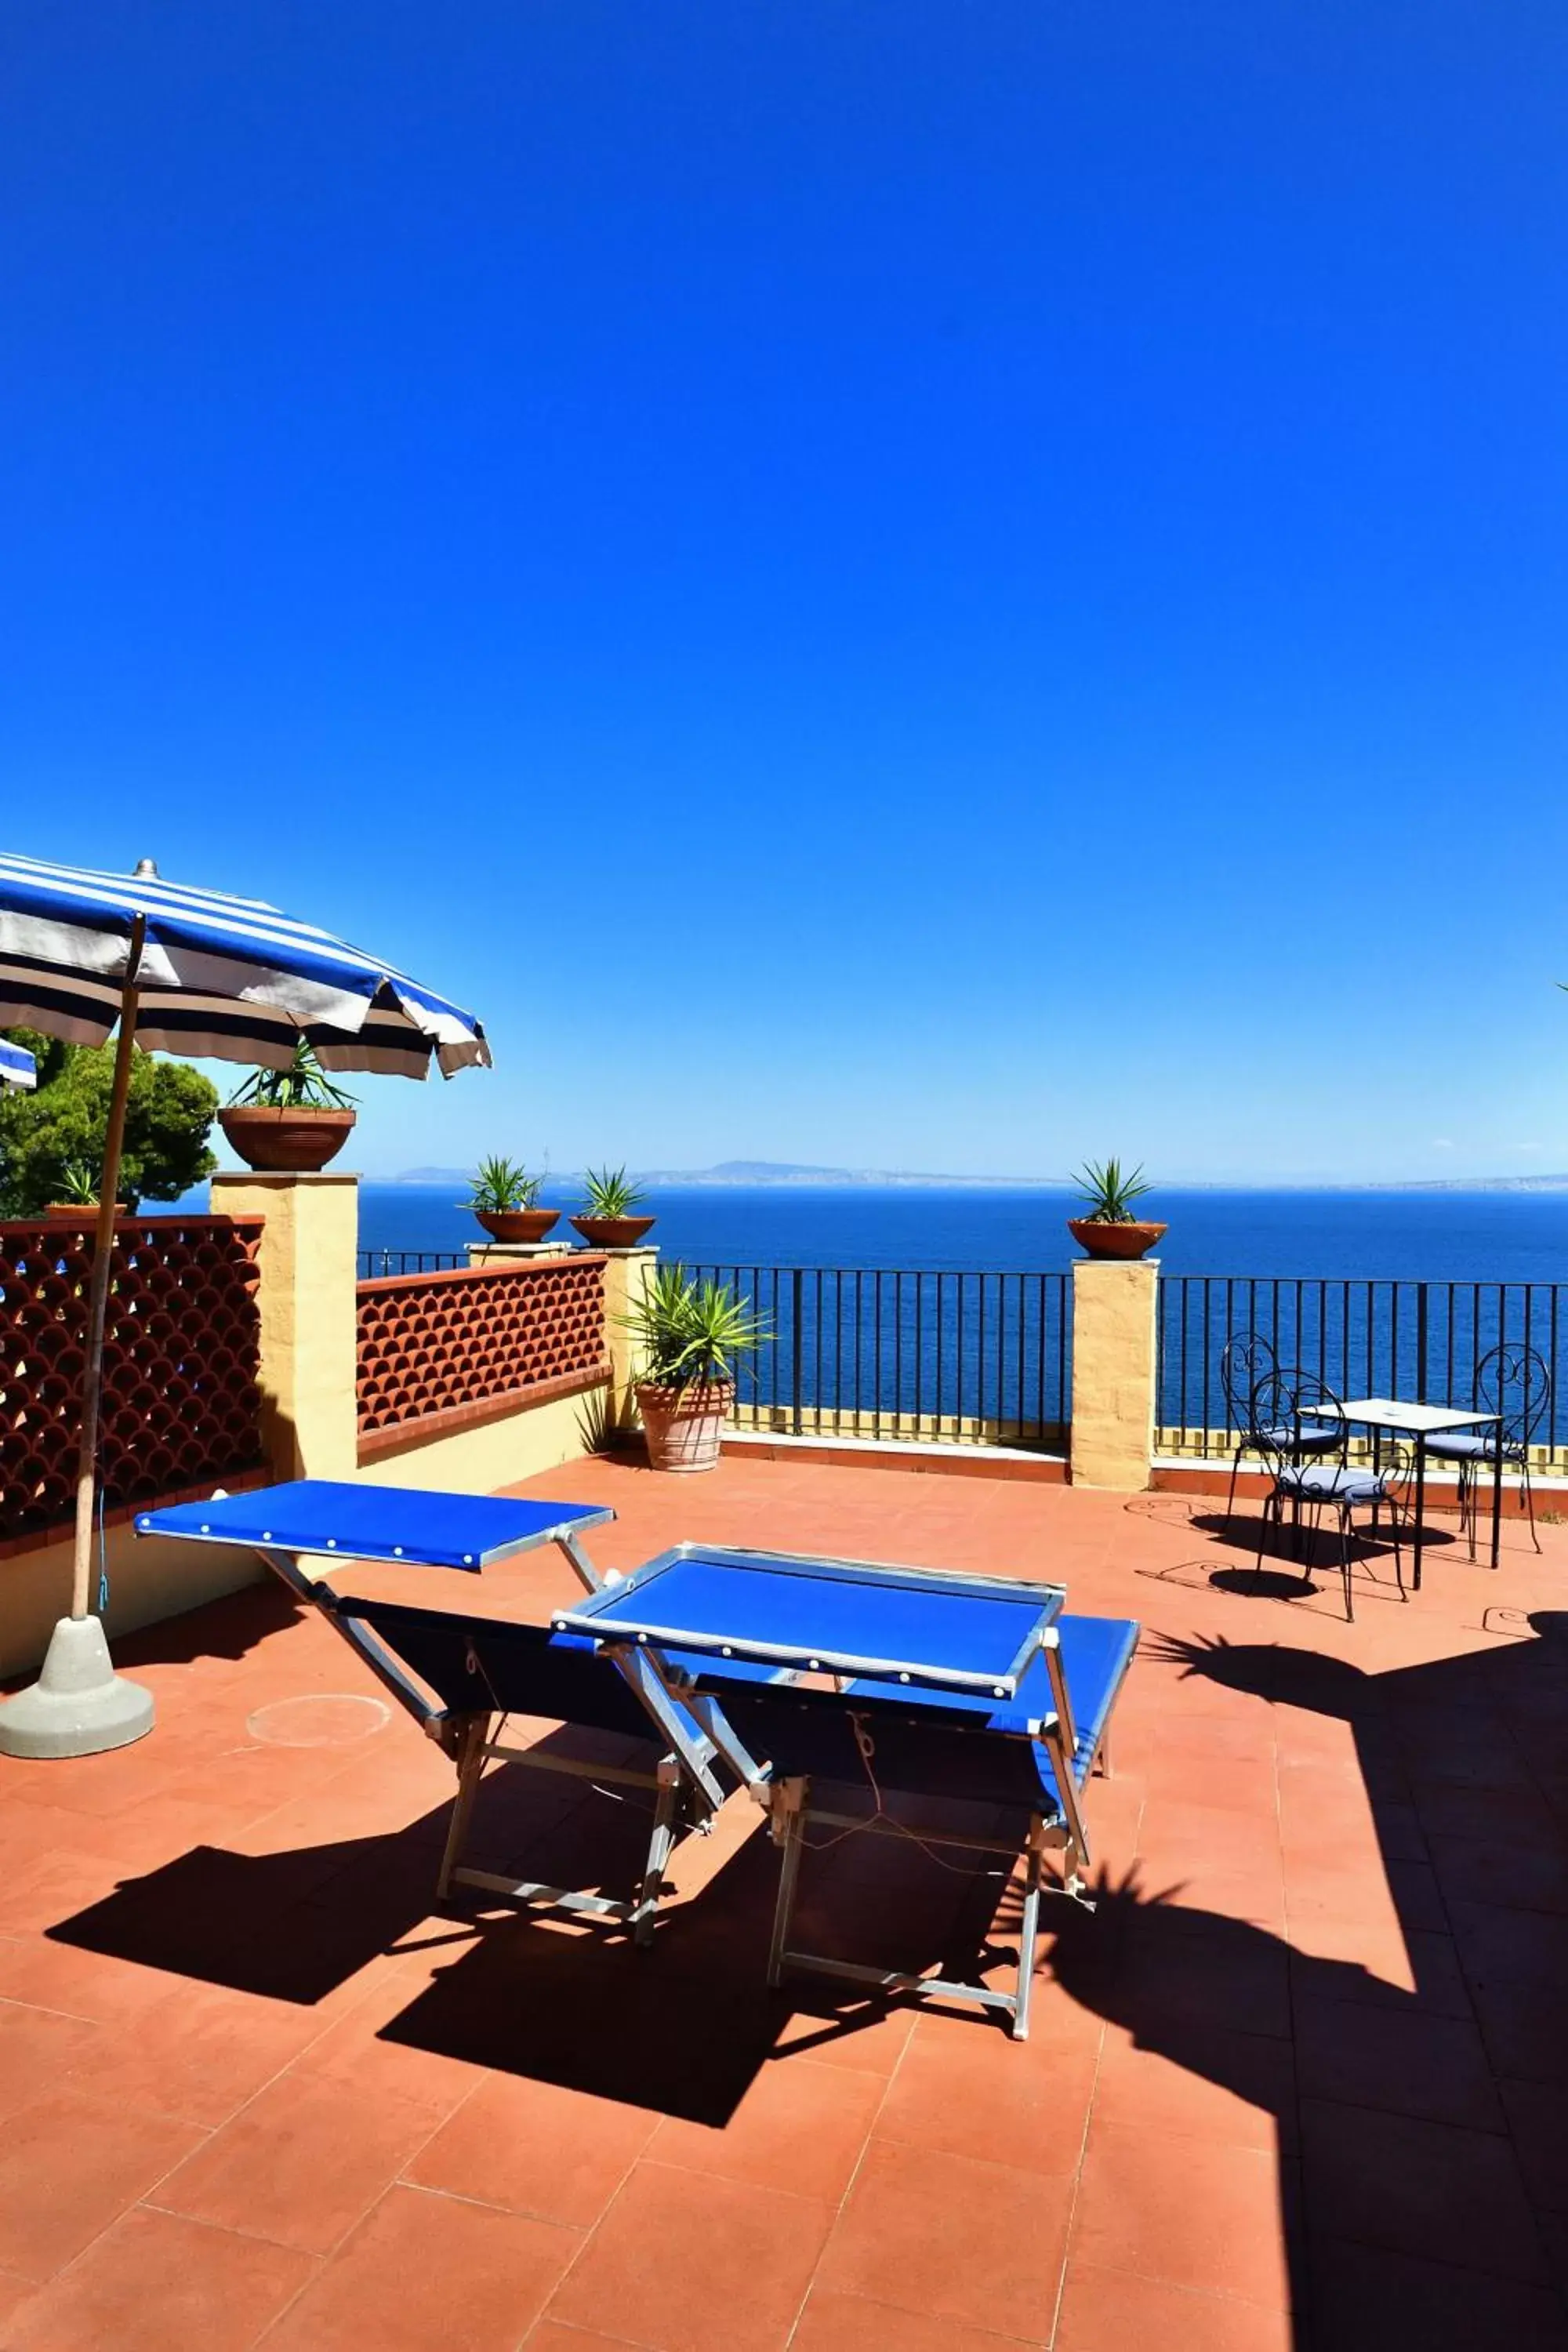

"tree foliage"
[0, 1029, 219, 1214]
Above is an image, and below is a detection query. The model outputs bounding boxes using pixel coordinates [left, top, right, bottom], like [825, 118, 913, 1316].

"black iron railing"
[1157, 1276, 1568, 1468]
[686, 1265, 1071, 1450]
[356, 1248, 469, 1279]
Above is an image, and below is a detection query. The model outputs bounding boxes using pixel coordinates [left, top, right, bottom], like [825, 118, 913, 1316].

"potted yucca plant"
[466, 1155, 558, 1243]
[44, 1159, 128, 1218]
[622, 1264, 768, 1472]
[570, 1165, 655, 1250]
[1066, 1157, 1167, 1259]
[220, 1043, 357, 1172]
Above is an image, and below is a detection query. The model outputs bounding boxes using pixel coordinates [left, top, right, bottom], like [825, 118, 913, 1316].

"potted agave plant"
[623, 1263, 768, 1472]
[44, 1159, 127, 1218]
[1066, 1156, 1167, 1260]
[466, 1155, 559, 1243]
[220, 1043, 357, 1172]
[570, 1165, 655, 1250]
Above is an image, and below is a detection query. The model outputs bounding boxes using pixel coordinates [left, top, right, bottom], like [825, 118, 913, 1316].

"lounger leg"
[436, 1713, 491, 1900]
[629, 1760, 681, 1949]
[1011, 1846, 1044, 2042]
[768, 1780, 808, 1990]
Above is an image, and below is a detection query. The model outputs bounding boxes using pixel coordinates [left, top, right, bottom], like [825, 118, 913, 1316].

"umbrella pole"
[70, 927, 144, 1621]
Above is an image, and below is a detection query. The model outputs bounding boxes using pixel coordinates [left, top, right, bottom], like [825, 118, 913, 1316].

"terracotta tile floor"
[4, 1453, 1568, 2350]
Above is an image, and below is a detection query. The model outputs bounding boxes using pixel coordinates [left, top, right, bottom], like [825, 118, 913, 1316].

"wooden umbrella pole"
[70, 916, 146, 1621]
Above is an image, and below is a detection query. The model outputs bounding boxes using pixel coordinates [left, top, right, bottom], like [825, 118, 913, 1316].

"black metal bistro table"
[1318, 1398, 1504, 1590]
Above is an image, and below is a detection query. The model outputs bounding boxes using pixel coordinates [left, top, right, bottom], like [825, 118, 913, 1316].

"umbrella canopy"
[0, 1037, 36, 1090]
[0, 851, 490, 1078]
[0, 850, 491, 1749]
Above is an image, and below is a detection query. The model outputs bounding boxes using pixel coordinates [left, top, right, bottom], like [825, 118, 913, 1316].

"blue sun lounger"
[137, 1483, 771, 1944]
[554, 1544, 1138, 2036]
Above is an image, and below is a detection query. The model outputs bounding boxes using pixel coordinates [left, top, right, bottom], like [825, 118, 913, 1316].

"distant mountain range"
[388, 1160, 1568, 1193]
[390, 1160, 1073, 1190]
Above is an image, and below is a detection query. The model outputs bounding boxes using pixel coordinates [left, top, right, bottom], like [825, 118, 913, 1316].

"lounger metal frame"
[721, 1632, 1124, 2042]
[141, 1490, 761, 1947]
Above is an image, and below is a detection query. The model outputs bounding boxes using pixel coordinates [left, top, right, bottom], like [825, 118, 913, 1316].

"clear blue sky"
[2, 4, 1565, 1182]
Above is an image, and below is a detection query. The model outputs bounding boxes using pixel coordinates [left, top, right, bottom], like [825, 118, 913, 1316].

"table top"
[136, 1480, 614, 1571]
[552, 1541, 1065, 1697]
[1323, 1398, 1502, 1436]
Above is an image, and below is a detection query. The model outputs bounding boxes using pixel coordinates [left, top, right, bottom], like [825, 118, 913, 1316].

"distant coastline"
[388, 1160, 1568, 1195]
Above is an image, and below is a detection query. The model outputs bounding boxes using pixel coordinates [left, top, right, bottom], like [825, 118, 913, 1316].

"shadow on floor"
[44, 1726, 991, 2123]
[42, 1613, 1568, 2337]
[109, 1577, 306, 1666]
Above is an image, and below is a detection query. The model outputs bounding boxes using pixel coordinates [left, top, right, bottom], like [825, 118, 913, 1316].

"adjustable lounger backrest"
[688, 1675, 1056, 1813]
[693, 1612, 1140, 1817]
[329, 1595, 662, 1744]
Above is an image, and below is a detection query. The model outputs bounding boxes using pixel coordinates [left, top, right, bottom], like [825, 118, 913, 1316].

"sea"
[346, 1181, 1568, 1287]
[176, 1178, 1568, 1445]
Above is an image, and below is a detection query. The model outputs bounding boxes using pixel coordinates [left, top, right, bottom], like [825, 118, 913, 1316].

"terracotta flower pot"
[220, 1106, 356, 1174]
[1067, 1218, 1167, 1261]
[570, 1214, 656, 1249]
[637, 1379, 733, 1472]
[43, 1203, 128, 1219]
[474, 1207, 559, 1243]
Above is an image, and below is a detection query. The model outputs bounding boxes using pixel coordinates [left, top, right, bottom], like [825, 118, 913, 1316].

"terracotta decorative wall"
[356, 1255, 609, 1438]
[0, 1216, 266, 1547]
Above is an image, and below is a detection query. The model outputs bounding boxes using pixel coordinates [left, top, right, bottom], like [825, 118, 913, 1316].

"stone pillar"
[1070, 1257, 1159, 1490]
[599, 1246, 659, 1439]
[212, 1171, 360, 1482]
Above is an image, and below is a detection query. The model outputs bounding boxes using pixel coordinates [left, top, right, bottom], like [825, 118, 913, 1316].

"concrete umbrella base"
[0, 1615, 155, 1758]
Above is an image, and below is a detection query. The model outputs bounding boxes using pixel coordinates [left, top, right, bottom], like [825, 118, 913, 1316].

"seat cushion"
[1253, 1423, 1340, 1456]
[1278, 1463, 1389, 1504]
[1422, 1433, 1497, 1464]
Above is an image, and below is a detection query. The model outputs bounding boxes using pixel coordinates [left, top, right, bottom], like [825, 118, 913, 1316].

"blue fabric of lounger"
[565, 1551, 1050, 1690]
[329, 1592, 779, 1748]
[139, 1480, 609, 1570]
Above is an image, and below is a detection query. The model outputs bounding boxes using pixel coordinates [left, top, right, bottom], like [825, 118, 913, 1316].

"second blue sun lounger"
[554, 1545, 1137, 2034]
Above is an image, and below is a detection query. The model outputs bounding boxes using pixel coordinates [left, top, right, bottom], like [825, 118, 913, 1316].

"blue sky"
[2, 3, 1565, 1182]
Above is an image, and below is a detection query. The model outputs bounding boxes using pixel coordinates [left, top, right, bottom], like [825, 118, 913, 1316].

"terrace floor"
[2, 1454, 1568, 2350]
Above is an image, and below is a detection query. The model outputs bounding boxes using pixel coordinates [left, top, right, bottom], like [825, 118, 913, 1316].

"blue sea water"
[164, 1174, 1568, 1441]
[349, 1182, 1568, 1446]
[352, 1180, 1568, 1287]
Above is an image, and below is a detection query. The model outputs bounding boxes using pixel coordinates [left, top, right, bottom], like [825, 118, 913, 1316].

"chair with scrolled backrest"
[1424, 1342, 1551, 1557]
[1220, 1331, 1339, 1517]
[1250, 1370, 1406, 1624]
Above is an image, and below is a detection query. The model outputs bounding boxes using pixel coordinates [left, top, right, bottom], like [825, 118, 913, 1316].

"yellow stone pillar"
[598, 1246, 659, 1439]
[211, 1171, 360, 1482]
[1070, 1257, 1159, 1490]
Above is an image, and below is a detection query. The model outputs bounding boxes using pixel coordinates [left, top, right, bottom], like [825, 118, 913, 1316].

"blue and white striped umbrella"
[0, 1037, 35, 1091]
[0, 850, 490, 1078]
[0, 848, 491, 1657]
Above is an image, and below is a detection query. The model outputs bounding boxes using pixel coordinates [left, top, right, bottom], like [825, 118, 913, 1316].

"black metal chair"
[1220, 1331, 1339, 1516]
[1250, 1372, 1406, 1623]
[1423, 1343, 1550, 1558]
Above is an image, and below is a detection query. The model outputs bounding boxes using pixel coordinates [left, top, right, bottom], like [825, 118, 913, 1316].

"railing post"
[210, 1171, 359, 1481]
[1069, 1256, 1160, 1490]
[791, 1269, 804, 1436]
